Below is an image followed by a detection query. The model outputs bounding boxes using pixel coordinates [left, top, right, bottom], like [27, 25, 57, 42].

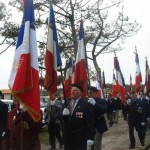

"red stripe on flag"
[12, 54, 32, 90]
[44, 49, 57, 95]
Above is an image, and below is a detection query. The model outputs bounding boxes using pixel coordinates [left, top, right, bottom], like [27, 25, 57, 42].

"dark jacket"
[0, 101, 8, 141]
[2, 108, 42, 150]
[107, 97, 115, 114]
[63, 98, 94, 150]
[93, 98, 108, 133]
[126, 98, 146, 124]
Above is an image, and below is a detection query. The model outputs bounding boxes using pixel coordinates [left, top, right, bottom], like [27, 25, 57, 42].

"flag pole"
[83, 22, 91, 98]
[102, 70, 106, 99]
[60, 66, 68, 108]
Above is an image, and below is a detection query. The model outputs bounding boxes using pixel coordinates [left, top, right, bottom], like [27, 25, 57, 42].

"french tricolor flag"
[114, 55, 126, 105]
[74, 20, 87, 97]
[112, 71, 118, 98]
[144, 58, 150, 94]
[135, 51, 142, 93]
[44, 2, 62, 95]
[96, 70, 104, 98]
[64, 57, 74, 98]
[8, 0, 40, 122]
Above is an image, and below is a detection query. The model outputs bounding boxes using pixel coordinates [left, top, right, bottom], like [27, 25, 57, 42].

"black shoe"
[59, 143, 63, 148]
[129, 145, 135, 149]
[141, 142, 144, 146]
[141, 140, 144, 146]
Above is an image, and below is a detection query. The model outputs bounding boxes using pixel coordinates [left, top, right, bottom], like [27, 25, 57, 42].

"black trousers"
[48, 122, 63, 149]
[128, 122, 144, 146]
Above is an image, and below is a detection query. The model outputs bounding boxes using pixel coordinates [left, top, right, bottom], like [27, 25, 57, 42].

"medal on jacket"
[76, 112, 83, 118]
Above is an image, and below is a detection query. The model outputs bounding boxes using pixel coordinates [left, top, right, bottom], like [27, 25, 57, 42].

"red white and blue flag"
[101, 70, 106, 92]
[144, 58, 150, 94]
[64, 57, 74, 98]
[112, 71, 118, 98]
[135, 51, 142, 93]
[96, 70, 104, 98]
[44, 2, 62, 95]
[8, 0, 41, 122]
[74, 20, 87, 97]
[114, 55, 126, 105]
[130, 74, 133, 92]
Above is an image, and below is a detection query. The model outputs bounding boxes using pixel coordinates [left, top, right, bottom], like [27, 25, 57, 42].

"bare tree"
[0, 0, 141, 79]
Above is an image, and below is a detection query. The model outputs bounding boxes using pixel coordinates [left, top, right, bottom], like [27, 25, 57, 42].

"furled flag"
[101, 70, 106, 92]
[135, 50, 142, 93]
[74, 20, 87, 97]
[144, 58, 150, 94]
[96, 69, 104, 98]
[129, 74, 133, 92]
[44, 2, 62, 95]
[8, 0, 40, 122]
[64, 57, 74, 98]
[112, 71, 118, 98]
[114, 55, 126, 105]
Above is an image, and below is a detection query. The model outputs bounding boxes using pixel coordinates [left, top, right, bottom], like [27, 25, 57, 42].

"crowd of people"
[0, 85, 150, 150]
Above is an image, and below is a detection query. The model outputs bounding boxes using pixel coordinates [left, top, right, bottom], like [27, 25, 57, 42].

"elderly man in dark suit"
[0, 91, 8, 150]
[63, 84, 95, 150]
[88, 86, 108, 150]
[126, 91, 146, 149]
[2, 96, 42, 150]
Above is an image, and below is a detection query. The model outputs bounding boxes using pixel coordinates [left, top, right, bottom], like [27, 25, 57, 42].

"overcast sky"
[0, 0, 150, 89]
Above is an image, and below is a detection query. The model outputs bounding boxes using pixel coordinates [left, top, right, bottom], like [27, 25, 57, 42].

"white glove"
[51, 100, 56, 105]
[113, 110, 116, 113]
[2, 132, 5, 137]
[87, 140, 94, 146]
[145, 96, 149, 100]
[127, 99, 131, 104]
[141, 122, 145, 126]
[63, 108, 70, 116]
[88, 98, 96, 106]
[147, 117, 150, 121]
[19, 103, 27, 112]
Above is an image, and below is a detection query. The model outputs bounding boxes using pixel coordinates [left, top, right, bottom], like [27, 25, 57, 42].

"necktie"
[70, 100, 75, 114]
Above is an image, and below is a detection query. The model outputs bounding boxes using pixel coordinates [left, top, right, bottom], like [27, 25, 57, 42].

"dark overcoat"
[63, 98, 94, 150]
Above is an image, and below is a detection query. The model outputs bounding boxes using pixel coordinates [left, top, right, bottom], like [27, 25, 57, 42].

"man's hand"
[19, 103, 27, 112]
[63, 108, 70, 116]
[2, 132, 5, 137]
[141, 122, 145, 126]
[126, 99, 131, 104]
[87, 140, 94, 146]
[88, 98, 96, 106]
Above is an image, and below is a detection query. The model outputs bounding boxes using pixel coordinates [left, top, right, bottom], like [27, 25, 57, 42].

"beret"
[71, 84, 83, 92]
[88, 86, 98, 92]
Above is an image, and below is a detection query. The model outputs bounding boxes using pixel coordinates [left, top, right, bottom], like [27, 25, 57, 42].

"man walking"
[62, 84, 95, 150]
[126, 91, 146, 149]
[88, 86, 108, 150]
[45, 93, 63, 150]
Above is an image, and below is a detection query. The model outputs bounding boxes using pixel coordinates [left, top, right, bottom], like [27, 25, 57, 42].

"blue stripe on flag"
[49, 3, 62, 66]
[16, 0, 35, 50]
[79, 20, 84, 40]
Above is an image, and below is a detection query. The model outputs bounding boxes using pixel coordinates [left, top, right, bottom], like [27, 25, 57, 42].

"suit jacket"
[45, 99, 62, 124]
[2, 108, 42, 150]
[93, 98, 108, 133]
[63, 98, 94, 150]
[0, 101, 8, 141]
[107, 97, 115, 113]
[126, 98, 146, 124]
